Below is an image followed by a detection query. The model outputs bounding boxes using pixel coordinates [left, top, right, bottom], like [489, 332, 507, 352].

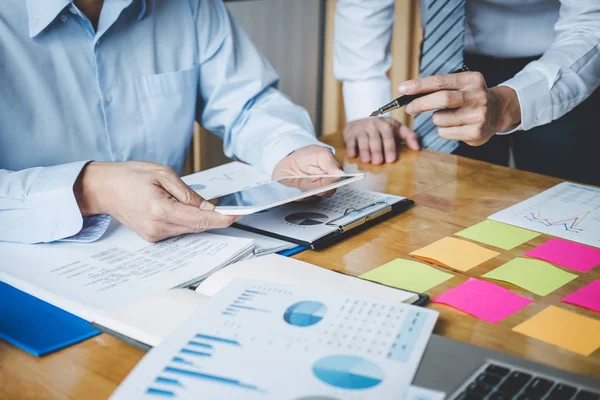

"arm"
[500, 0, 600, 131]
[334, 0, 396, 121]
[0, 162, 107, 243]
[193, 0, 327, 175]
[397, 1, 600, 146]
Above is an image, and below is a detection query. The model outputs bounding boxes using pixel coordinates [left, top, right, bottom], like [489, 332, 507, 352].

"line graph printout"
[489, 182, 600, 248]
[110, 279, 438, 400]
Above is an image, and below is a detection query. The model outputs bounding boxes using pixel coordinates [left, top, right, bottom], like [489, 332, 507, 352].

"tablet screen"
[211, 175, 355, 209]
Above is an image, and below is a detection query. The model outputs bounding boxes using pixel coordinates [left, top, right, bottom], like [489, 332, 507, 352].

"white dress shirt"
[334, 0, 600, 133]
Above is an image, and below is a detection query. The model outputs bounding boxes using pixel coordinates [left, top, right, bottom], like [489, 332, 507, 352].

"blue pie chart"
[283, 301, 327, 327]
[312, 355, 384, 390]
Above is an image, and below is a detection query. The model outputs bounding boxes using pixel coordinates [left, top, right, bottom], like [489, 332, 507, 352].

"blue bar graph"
[155, 377, 182, 386]
[180, 349, 211, 357]
[172, 357, 193, 366]
[230, 304, 270, 313]
[244, 290, 265, 295]
[147, 387, 176, 397]
[164, 366, 259, 391]
[187, 341, 212, 349]
[387, 310, 426, 362]
[194, 334, 239, 346]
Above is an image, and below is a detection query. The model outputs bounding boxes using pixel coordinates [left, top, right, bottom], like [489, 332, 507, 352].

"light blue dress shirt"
[0, 0, 322, 244]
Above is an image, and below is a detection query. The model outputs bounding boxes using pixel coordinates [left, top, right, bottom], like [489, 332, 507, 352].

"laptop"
[414, 335, 600, 400]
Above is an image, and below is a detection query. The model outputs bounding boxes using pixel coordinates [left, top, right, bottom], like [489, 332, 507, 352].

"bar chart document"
[111, 279, 439, 399]
[489, 182, 600, 248]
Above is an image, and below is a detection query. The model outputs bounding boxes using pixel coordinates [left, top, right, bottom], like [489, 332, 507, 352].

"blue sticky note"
[0, 282, 101, 356]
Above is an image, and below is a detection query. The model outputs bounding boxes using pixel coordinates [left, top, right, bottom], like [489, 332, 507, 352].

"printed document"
[0, 221, 253, 320]
[489, 182, 600, 248]
[111, 279, 438, 399]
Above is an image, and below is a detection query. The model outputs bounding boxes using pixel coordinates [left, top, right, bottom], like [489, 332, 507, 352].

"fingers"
[437, 125, 490, 146]
[167, 201, 239, 232]
[398, 71, 485, 95]
[318, 151, 344, 175]
[155, 166, 205, 208]
[397, 124, 420, 150]
[345, 135, 357, 158]
[356, 134, 371, 163]
[406, 90, 465, 115]
[432, 108, 486, 128]
[379, 122, 398, 163]
[365, 128, 384, 165]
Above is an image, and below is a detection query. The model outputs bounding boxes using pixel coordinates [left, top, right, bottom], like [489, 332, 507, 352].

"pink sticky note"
[562, 280, 600, 314]
[525, 238, 600, 273]
[433, 278, 533, 323]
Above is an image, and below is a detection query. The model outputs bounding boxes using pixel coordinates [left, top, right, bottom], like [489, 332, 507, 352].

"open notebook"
[93, 254, 423, 348]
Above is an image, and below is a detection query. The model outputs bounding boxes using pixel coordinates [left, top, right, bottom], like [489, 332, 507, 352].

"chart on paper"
[110, 280, 438, 400]
[489, 182, 600, 248]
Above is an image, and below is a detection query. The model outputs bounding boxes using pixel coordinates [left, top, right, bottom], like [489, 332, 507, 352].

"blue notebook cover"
[278, 246, 307, 257]
[0, 281, 101, 357]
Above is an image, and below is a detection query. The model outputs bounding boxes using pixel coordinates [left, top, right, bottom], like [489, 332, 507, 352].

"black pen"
[369, 65, 470, 117]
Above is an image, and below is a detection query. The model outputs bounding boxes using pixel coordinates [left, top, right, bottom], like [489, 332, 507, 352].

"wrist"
[491, 86, 521, 132]
[74, 161, 107, 216]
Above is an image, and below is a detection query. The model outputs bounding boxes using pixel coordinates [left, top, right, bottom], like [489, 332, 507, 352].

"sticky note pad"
[410, 237, 500, 272]
[359, 259, 454, 293]
[513, 306, 600, 356]
[432, 278, 532, 323]
[455, 220, 540, 250]
[483, 258, 577, 296]
[525, 238, 600, 273]
[562, 280, 600, 314]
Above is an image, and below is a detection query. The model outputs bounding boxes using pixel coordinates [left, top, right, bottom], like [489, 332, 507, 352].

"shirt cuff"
[61, 215, 112, 242]
[499, 71, 552, 131]
[342, 78, 392, 122]
[26, 161, 95, 243]
[260, 132, 334, 176]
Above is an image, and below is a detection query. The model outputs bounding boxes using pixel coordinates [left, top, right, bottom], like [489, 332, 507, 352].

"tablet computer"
[212, 174, 365, 215]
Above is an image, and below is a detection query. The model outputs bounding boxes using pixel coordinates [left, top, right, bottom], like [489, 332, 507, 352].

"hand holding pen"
[370, 65, 521, 147]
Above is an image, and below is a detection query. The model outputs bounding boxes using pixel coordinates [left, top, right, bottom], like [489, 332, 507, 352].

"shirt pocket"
[134, 65, 200, 173]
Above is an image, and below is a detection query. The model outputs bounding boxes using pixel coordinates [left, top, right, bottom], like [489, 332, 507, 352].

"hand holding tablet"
[212, 174, 365, 215]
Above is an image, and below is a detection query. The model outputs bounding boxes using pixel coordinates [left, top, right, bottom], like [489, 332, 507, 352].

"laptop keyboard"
[449, 361, 600, 400]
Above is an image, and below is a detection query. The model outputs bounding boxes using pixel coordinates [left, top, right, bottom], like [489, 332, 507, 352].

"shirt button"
[105, 93, 113, 103]
[60, 15, 68, 22]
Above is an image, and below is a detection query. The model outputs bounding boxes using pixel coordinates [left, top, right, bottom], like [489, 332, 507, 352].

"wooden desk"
[1, 134, 598, 399]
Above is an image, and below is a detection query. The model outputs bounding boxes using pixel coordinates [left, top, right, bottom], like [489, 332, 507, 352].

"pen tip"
[370, 111, 380, 117]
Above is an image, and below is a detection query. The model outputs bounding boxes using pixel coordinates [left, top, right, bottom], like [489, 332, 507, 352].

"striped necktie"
[413, 0, 466, 153]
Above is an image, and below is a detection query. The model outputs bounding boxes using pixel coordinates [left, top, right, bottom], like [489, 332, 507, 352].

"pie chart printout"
[283, 301, 327, 327]
[312, 355, 384, 390]
[284, 212, 329, 226]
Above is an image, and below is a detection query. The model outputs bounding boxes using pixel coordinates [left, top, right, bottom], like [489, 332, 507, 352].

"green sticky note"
[359, 259, 454, 293]
[456, 220, 540, 250]
[483, 258, 578, 296]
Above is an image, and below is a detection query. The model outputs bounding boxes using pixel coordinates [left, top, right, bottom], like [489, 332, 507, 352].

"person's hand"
[399, 72, 521, 146]
[343, 117, 420, 165]
[272, 145, 344, 198]
[74, 161, 239, 242]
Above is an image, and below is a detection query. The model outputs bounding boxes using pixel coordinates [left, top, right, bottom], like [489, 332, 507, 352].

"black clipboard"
[233, 198, 415, 250]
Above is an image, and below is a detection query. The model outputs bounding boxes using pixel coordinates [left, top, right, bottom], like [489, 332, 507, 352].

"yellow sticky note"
[359, 259, 454, 293]
[410, 237, 500, 272]
[513, 306, 600, 356]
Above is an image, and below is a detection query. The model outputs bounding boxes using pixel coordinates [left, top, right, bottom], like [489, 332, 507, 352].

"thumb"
[397, 124, 420, 150]
[156, 169, 212, 209]
[318, 150, 344, 175]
